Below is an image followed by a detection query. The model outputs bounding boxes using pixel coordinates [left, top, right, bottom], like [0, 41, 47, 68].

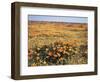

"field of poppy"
[28, 21, 88, 66]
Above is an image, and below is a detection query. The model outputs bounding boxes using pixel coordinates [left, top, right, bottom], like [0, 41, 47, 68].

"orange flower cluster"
[28, 40, 87, 66]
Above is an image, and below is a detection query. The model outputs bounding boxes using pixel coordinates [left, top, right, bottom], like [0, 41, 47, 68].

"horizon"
[28, 15, 88, 24]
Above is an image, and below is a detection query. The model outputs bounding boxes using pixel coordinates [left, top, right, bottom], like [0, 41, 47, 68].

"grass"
[28, 21, 88, 67]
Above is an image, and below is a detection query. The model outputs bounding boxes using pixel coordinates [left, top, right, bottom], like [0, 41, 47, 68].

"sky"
[28, 15, 88, 23]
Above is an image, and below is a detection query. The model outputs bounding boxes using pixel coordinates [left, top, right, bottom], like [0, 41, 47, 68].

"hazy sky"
[28, 15, 88, 23]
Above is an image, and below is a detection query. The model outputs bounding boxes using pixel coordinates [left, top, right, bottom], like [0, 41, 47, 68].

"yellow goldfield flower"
[43, 61, 47, 64]
[57, 53, 61, 57]
[54, 54, 58, 58]
[37, 53, 40, 56]
[37, 47, 40, 50]
[36, 57, 40, 60]
[46, 48, 49, 51]
[59, 57, 63, 61]
[69, 48, 72, 51]
[32, 63, 36, 66]
[53, 47, 56, 50]
[34, 51, 37, 54]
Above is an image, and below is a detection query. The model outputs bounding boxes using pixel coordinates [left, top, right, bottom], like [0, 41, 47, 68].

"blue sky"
[28, 15, 88, 23]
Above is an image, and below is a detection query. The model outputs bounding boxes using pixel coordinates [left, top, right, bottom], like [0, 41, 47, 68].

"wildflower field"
[28, 21, 88, 66]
